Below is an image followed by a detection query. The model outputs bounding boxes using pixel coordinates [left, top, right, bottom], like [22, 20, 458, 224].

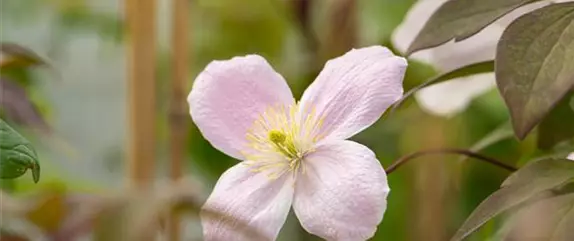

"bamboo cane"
[167, 0, 189, 239]
[125, 0, 157, 189]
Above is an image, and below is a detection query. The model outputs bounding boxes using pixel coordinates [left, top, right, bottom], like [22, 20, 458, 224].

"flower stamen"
[242, 102, 325, 179]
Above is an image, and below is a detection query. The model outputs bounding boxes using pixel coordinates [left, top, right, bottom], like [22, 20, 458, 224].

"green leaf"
[537, 93, 574, 149]
[496, 193, 574, 241]
[451, 158, 574, 241]
[552, 198, 574, 241]
[406, 0, 541, 55]
[496, 2, 574, 139]
[502, 158, 574, 187]
[0, 119, 40, 183]
[391, 61, 494, 112]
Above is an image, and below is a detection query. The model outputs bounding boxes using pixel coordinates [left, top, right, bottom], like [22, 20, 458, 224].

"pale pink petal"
[189, 55, 294, 159]
[200, 163, 294, 241]
[414, 73, 496, 117]
[391, 0, 444, 63]
[293, 140, 390, 241]
[567, 153, 574, 161]
[299, 46, 406, 141]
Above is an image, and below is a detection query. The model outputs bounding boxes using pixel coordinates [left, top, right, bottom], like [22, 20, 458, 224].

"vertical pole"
[168, 0, 189, 239]
[125, 0, 157, 188]
[413, 117, 448, 241]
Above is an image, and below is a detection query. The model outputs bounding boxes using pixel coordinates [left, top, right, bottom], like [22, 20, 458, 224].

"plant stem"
[385, 148, 518, 174]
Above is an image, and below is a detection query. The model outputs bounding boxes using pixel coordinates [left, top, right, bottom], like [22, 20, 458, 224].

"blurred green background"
[0, 0, 533, 240]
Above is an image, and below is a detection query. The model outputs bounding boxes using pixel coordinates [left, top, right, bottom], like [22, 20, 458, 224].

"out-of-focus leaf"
[0, 67, 34, 88]
[0, 191, 33, 216]
[0, 78, 51, 133]
[287, 0, 316, 50]
[458, 121, 514, 162]
[406, 0, 541, 54]
[0, 178, 17, 192]
[92, 190, 196, 241]
[57, 11, 124, 43]
[91, 183, 200, 241]
[537, 93, 574, 149]
[496, 193, 574, 241]
[365, 0, 416, 43]
[401, 57, 437, 87]
[93, 196, 131, 241]
[496, 2, 574, 139]
[0, 230, 29, 241]
[391, 61, 494, 113]
[189, 124, 236, 181]
[92, 181, 268, 241]
[321, 0, 357, 61]
[0, 118, 40, 183]
[194, 0, 287, 67]
[451, 158, 574, 241]
[49, 193, 102, 241]
[469, 122, 514, 153]
[26, 184, 68, 233]
[0, 43, 47, 69]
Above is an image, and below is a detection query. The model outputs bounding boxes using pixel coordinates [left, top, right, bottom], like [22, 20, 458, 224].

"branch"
[385, 148, 518, 174]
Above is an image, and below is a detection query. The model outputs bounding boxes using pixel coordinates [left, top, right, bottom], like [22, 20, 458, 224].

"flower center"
[241, 102, 325, 179]
[268, 130, 298, 159]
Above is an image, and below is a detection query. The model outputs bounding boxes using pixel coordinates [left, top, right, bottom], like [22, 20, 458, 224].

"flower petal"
[567, 153, 574, 161]
[293, 140, 389, 241]
[189, 55, 294, 160]
[299, 46, 406, 141]
[391, 0, 444, 63]
[200, 163, 294, 241]
[414, 73, 496, 117]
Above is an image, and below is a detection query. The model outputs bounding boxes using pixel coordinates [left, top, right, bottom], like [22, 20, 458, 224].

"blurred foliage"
[537, 93, 574, 150]
[0, 78, 50, 134]
[0, 43, 52, 132]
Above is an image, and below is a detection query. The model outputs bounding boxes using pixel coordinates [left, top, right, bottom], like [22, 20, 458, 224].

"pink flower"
[568, 153, 574, 161]
[188, 46, 407, 241]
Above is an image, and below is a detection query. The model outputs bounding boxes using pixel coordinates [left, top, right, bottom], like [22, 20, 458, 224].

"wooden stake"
[125, 0, 157, 188]
[168, 0, 189, 239]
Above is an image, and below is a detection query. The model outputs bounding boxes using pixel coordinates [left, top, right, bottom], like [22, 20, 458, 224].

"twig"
[385, 148, 517, 174]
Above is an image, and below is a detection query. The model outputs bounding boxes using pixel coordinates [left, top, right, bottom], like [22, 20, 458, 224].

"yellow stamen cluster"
[242, 102, 325, 179]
